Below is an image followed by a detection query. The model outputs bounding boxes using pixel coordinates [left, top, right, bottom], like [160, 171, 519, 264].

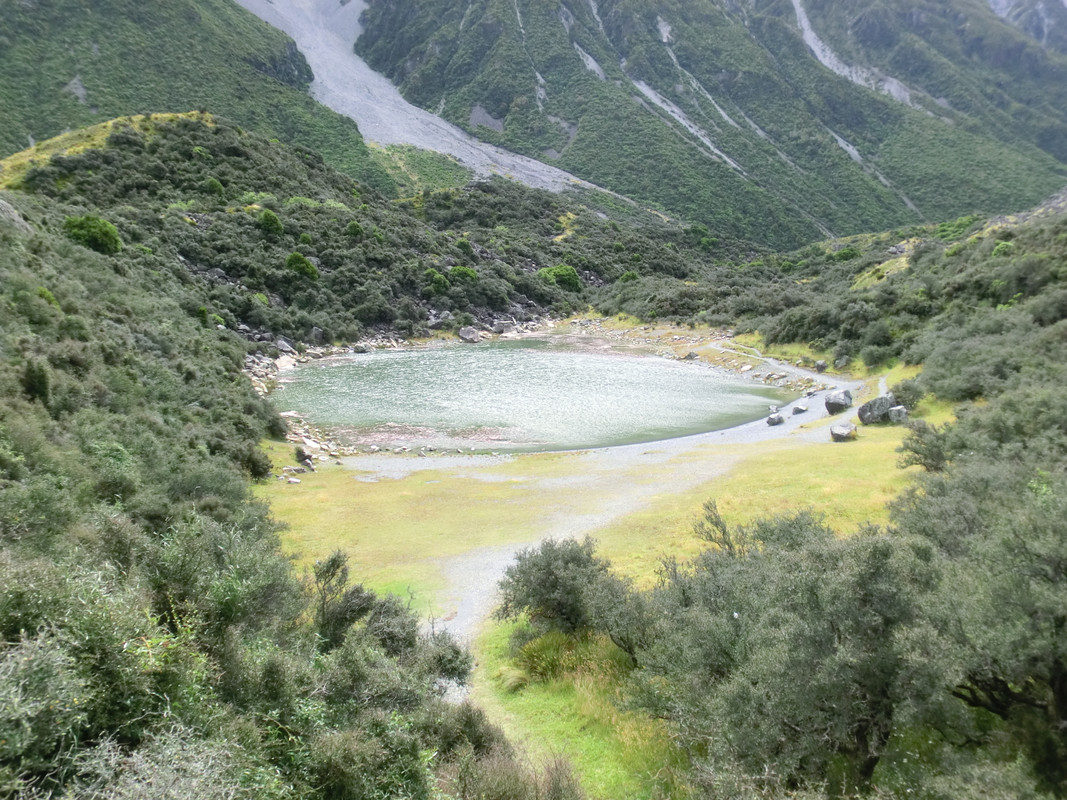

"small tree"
[496, 537, 609, 634]
[285, 251, 319, 280]
[312, 550, 374, 652]
[256, 208, 283, 236]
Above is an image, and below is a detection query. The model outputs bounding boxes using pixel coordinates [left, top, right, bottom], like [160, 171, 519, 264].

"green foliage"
[257, 208, 284, 236]
[357, 0, 1067, 248]
[537, 264, 581, 293]
[0, 172, 566, 797]
[496, 537, 609, 635]
[285, 251, 319, 280]
[0, 0, 395, 193]
[62, 214, 122, 254]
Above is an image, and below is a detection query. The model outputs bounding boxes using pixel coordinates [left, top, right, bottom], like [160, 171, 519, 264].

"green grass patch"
[255, 442, 612, 611]
[371, 143, 472, 197]
[586, 420, 918, 584]
[473, 622, 688, 800]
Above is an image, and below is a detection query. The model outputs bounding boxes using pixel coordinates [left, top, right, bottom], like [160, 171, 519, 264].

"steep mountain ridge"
[357, 0, 1067, 246]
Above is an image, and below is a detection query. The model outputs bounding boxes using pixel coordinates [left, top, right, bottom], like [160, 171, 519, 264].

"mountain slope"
[356, 0, 1067, 246]
[0, 0, 394, 192]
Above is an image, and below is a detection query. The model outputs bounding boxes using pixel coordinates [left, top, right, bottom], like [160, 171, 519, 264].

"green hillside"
[2, 112, 1067, 797]
[0, 0, 394, 193]
[0, 118, 600, 799]
[357, 0, 1067, 247]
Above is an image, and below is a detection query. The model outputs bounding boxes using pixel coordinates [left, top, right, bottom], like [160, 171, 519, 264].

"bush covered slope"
[357, 0, 1067, 247]
[0, 113, 773, 344]
[500, 196, 1067, 796]
[3, 108, 1067, 797]
[0, 121, 603, 798]
[0, 0, 394, 193]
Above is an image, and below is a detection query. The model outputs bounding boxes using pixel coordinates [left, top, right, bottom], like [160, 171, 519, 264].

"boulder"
[275, 336, 297, 355]
[492, 321, 517, 334]
[888, 405, 909, 423]
[310, 326, 324, 345]
[458, 326, 481, 343]
[815, 360, 827, 373]
[824, 389, 853, 414]
[767, 413, 784, 426]
[857, 393, 896, 425]
[830, 423, 858, 442]
[792, 405, 808, 415]
[834, 356, 851, 369]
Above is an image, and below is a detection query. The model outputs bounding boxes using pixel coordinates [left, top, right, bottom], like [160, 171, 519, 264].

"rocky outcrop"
[458, 326, 482, 343]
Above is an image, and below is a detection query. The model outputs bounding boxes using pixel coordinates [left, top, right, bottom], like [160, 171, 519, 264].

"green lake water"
[272, 339, 791, 452]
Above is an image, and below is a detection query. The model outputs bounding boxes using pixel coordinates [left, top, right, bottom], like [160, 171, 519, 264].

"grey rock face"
[888, 405, 909, 423]
[830, 422, 858, 442]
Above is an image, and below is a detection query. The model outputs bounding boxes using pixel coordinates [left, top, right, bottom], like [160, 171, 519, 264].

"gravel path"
[231, 0, 597, 192]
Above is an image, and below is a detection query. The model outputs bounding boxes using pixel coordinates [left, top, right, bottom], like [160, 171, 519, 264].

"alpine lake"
[271, 338, 794, 452]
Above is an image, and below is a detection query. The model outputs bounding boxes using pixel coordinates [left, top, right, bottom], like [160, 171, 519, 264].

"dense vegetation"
[497, 198, 1067, 796]
[3, 108, 1067, 797]
[357, 0, 1067, 248]
[0, 113, 774, 344]
[0, 0, 394, 193]
[0, 126, 607, 797]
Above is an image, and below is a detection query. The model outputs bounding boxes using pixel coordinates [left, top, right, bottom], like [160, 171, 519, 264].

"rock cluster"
[858, 393, 909, 425]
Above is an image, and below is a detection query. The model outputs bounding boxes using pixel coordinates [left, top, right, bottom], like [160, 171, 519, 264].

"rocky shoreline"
[242, 317, 851, 467]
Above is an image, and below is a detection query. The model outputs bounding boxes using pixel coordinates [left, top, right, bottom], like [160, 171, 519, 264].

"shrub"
[63, 215, 122, 255]
[285, 252, 319, 280]
[496, 537, 610, 634]
[537, 264, 581, 293]
[256, 208, 283, 236]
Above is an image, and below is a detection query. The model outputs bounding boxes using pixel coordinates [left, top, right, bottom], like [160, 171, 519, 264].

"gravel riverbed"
[231, 0, 597, 192]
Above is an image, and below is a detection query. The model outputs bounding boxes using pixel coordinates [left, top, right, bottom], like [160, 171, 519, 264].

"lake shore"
[253, 319, 870, 649]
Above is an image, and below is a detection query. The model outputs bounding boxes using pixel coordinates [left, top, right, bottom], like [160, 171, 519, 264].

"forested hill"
[357, 0, 1067, 247]
[0, 112, 769, 344]
[0, 0, 394, 193]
